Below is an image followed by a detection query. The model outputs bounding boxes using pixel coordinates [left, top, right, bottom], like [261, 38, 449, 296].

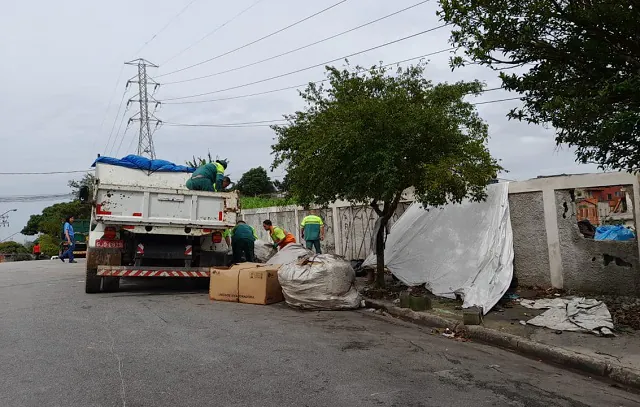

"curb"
[363, 298, 640, 390]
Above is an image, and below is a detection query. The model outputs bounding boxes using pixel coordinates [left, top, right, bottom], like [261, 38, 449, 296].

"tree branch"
[370, 199, 383, 217]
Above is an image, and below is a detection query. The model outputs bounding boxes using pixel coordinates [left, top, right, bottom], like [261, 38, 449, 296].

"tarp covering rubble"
[362, 183, 514, 315]
[521, 297, 615, 336]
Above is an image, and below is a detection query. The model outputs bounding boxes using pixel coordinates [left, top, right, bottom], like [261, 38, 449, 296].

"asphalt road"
[1, 260, 639, 407]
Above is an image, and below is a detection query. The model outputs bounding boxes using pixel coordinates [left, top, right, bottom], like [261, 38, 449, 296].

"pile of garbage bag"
[277, 254, 362, 310]
[266, 244, 313, 265]
[254, 239, 277, 263]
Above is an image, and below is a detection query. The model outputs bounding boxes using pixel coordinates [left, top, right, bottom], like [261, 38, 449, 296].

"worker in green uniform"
[300, 210, 325, 253]
[225, 220, 258, 263]
[186, 160, 230, 192]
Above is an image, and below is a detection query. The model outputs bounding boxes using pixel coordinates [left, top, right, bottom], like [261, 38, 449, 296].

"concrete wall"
[241, 199, 412, 259]
[509, 172, 640, 296]
[242, 172, 640, 296]
[508, 192, 551, 288]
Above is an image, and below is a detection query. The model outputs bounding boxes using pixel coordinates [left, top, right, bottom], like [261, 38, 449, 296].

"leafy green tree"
[438, 0, 640, 171]
[21, 200, 89, 238]
[0, 241, 28, 254]
[38, 234, 60, 257]
[272, 62, 501, 287]
[235, 167, 276, 196]
[273, 173, 292, 195]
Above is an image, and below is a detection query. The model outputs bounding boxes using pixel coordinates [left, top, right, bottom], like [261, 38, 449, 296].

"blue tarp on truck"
[92, 155, 196, 173]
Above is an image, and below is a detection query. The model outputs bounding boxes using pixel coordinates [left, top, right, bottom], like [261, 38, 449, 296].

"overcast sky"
[0, 0, 598, 242]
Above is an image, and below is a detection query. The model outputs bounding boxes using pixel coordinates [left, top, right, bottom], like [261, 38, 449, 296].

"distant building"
[575, 186, 634, 227]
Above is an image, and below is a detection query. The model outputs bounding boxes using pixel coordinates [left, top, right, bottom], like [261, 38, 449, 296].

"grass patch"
[240, 196, 297, 209]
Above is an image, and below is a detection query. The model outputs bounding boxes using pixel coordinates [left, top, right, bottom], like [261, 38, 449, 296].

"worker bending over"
[300, 210, 325, 254]
[224, 220, 258, 263]
[186, 159, 230, 192]
[262, 219, 296, 250]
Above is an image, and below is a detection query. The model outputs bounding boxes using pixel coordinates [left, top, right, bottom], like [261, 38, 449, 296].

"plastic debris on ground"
[266, 244, 313, 266]
[594, 224, 636, 241]
[254, 239, 277, 263]
[520, 297, 615, 336]
[277, 254, 362, 310]
[361, 183, 514, 315]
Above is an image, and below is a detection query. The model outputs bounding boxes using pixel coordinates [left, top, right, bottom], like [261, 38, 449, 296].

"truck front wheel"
[85, 268, 101, 294]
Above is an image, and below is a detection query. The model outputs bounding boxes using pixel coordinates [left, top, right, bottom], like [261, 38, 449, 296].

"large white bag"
[277, 254, 362, 310]
[254, 239, 277, 263]
[266, 244, 313, 265]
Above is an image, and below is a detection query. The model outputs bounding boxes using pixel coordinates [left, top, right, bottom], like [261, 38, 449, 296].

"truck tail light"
[103, 226, 117, 240]
[218, 211, 223, 221]
[212, 232, 223, 244]
[122, 225, 135, 230]
[132, 212, 142, 217]
[137, 244, 144, 255]
[96, 204, 111, 215]
[203, 229, 213, 233]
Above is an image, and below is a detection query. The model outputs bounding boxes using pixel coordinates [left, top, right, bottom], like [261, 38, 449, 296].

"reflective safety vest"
[270, 226, 296, 249]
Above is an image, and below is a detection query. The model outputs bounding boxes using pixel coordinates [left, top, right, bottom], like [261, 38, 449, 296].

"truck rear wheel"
[102, 277, 120, 293]
[85, 267, 101, 294]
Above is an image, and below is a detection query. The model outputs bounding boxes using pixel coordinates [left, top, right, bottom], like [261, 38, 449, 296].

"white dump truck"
[82, 160, 238, 293]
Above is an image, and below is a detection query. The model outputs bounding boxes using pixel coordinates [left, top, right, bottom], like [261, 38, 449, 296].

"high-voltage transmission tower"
[125, 59, 161, 159]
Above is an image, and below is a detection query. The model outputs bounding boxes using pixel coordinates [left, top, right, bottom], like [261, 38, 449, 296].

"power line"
[161, 0, 266, 66]
[132, 0, 201, 57]
[165, 119, 285, 128]
[161, 27, 451, 101]
[162, 51, 493, 105]
[163, 0, 430, 85]
[0, 170, 90, 176]
[103, 88, 129, 154]
[474, 96, 521, 105]
[164, 96, 520, 128]
[0, 193, 74, 203]
[94, 64, 127, 153]
[156, 0, 349, 78]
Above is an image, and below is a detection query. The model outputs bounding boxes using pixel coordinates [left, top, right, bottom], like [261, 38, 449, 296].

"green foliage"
[272, 173, 292, 195]
[0, 241, 28, 254]
[271, 62, 501, 286]
[21, 200, 89, 237]
[186, 151, 230, 169]
[240, 196, 296, 210]
[38, 234, 60, 257]
[437, 0, 640, 172]
[68, 173, 95, 200]
[235, 167, 276, 196]
[272, 62, 501, 208]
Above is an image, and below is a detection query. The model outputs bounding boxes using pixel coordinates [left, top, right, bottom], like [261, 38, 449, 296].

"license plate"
[96, 239, 124, 249]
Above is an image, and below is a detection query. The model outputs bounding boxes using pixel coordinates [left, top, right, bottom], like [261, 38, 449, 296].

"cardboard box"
[209, 266, 239, 302]
[209, 263, 283, 305]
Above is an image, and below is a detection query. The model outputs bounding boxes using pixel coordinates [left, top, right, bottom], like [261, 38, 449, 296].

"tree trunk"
[375, 217, 387, 288]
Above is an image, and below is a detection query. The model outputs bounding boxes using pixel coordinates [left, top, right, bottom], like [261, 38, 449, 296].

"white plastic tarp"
[521, 297, 614, 335]
[362, 183, 514, 314]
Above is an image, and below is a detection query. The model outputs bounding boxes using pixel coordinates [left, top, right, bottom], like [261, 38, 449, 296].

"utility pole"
[125, 59, 161, 159]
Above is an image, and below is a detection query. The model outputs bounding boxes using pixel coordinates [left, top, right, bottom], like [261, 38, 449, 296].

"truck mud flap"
[97, 266, 210, 278]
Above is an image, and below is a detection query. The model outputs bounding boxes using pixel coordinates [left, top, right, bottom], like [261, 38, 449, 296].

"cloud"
[0, 0, 597, 241]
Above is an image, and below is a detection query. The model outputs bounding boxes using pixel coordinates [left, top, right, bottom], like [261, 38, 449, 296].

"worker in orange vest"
[262, 219, 296, 250]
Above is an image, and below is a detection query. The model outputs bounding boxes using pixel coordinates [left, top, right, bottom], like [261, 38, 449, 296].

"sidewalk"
[359, 280, 640, 389]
